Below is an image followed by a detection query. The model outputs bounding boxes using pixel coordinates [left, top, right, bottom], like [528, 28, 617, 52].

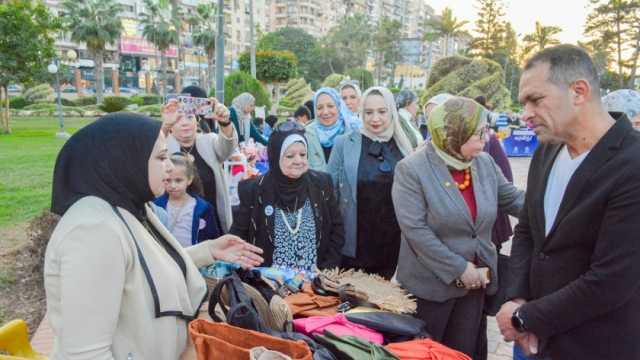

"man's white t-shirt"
[543, 146, 590, 236]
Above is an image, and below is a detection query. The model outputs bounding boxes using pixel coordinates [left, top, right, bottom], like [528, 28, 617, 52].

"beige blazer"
[167, 129, 238, 232]
[44, 196, 215, 360]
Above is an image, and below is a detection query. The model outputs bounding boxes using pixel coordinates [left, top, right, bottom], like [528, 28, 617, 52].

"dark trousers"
[415, 290, 485, 358]
[341, 256, 395, 280]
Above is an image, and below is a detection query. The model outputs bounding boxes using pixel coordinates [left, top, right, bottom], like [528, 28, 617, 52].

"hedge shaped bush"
[75, 96, 97, 106]
[9, 96, 30, 109]
[99, 96, 130, 113]
[221, 71, 271, 109]
[23, 84, 54, 103]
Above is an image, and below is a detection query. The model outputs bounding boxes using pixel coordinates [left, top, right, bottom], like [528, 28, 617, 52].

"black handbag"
[484, 254, 511, 316]
[345, 312, 430, 343]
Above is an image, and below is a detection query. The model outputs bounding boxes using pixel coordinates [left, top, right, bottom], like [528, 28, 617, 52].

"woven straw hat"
[321, 268, 417, 314]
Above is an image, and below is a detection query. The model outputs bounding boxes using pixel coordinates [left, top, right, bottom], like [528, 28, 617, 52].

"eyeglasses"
[275, 120, 305, 132]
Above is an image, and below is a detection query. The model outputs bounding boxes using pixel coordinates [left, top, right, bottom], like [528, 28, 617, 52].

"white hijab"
[231, 92, 255, 138]
[359, 87, 414, 157]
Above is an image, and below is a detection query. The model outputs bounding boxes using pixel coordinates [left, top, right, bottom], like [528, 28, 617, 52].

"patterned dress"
[272, 199, 317, 273]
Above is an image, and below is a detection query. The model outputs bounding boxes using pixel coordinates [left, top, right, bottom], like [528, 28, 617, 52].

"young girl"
[154, 153, 222, 247]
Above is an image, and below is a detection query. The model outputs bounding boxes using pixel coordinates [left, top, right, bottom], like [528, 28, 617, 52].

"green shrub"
[23, 84, 54, 103]
[137, 104, 162, 117]
[75, 96, 97, 106]
[9, 96, 30, 109]
[139, 95, 162, 105]
[322, 73, 347, 89]
[99, 96, 130, 113]
[239, 50, 298, 83]
[60, 98, 77, 107]
[221, 71, 272, 109]
[23, 103, 57, 111]
[129, 95, 145, 106]
[345, 68, 374, 90]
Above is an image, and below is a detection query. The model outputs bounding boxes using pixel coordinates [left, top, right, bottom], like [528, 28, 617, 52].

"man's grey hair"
[525, 44, 601, 97]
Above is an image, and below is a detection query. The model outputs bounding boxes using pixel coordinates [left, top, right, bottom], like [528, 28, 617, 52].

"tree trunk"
[208, 48, 215, 94]
[172, 0, 183, 93]
[160, 52, 167, 99]
[627, 31, 640, 88]
[95, 51, 105, 103]
[1, 85, 10, 134]
[616, 11, 624, 88]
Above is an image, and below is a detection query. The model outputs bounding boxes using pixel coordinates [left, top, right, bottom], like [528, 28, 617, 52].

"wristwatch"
[511, 307, 527, 333]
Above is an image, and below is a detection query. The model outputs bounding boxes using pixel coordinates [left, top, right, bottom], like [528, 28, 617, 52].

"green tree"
[257, 27, 318, 83]
[623, 2, 640, 88]
[470, 0, 506, 59]
[585, 0, 640, 88]
[239, 50, 298, 83]
[324, 14, 373, 70]
[222, 71, 271, 108]
[423, 7, 469, 57]
[522, 21, 562, 57]
[189, 3, 218, 91]
[372, 18, 403, 84]
[140, 0, 178, 98]
[346, 68, 374, 90]
[62, 0, 122, 103]
[0, 0, 59, 133]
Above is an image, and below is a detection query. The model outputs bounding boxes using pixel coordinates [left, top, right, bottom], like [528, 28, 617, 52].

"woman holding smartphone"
[391, 97, 524, 358]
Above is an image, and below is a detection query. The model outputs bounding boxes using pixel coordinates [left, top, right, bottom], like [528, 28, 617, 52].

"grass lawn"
[0, 116, 94, 231]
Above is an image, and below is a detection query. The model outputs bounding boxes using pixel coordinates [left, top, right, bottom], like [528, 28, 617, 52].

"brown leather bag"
[188, 319, 313, 360]
[284, 283, 340, 317]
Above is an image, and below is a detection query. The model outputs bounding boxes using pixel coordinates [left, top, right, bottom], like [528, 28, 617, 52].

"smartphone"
[165, 94, 212, 116]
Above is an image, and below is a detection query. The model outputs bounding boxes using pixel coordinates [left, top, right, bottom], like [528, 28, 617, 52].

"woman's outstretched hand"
[209, 235, 264, 269]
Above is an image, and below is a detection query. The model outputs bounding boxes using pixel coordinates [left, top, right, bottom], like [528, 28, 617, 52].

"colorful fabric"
[427, 97, 486, 170]
[315, 331, 399, 360]
[311, 87, 361, 148]
[602, 89, 640, 120]
[386, 339, 471, 360]
[293, 314, 384, 344]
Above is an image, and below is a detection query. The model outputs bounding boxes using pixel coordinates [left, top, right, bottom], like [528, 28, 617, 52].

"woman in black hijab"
[46, 112, 263, 359]
[230, 121, 344, 273]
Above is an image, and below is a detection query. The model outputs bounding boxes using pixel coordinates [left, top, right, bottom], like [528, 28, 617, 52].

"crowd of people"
[42, 44, 640, 360]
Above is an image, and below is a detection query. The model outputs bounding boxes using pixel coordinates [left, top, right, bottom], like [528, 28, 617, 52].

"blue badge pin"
[264, 205, 274, 217]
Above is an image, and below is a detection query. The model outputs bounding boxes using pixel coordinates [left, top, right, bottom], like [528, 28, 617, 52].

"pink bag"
[293, 314, 384, 344]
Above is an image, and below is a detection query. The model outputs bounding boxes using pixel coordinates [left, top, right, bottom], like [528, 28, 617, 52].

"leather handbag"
[314, 331, 399, 360]
[188, 320, 312, 360]
[345, 311, 430, 343]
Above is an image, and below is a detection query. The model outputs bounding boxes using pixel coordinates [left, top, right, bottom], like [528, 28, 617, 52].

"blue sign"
[502, 128, 538, 157]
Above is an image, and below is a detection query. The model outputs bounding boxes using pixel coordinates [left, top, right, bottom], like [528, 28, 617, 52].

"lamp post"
[48, 59, 70, 139]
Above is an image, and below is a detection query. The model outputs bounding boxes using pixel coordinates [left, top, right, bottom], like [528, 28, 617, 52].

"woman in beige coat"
[162, 98, 238, 232]
[46, 111, 263, 359]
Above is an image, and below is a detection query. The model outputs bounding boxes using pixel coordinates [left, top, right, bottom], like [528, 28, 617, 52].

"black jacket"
[230, 170, 344, 269]
[507, 114, 640, 359]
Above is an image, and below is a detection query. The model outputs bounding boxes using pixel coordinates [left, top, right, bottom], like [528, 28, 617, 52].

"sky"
[426, 0, 591, 44]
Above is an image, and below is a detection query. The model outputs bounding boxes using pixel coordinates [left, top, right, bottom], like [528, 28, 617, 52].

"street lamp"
[48, 60, 70, 139]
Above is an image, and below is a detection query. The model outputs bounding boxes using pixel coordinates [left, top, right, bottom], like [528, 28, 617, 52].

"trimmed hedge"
[322, 73, 347, 89]
[130, 94, 162, 105]
[99, 96, 130, 113]
[137, 104, 162, 117]
[9, 96, 30, 109]
[221, 71, 272, 109]
[345, 68, 374, 90]
[23, 84, 54, 103]
[75, 96, 97, 106]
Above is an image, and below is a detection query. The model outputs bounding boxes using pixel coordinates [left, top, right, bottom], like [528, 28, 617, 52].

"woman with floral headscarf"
[306, 87, 362, 171]
[230, 92, 268, 145]
[327, 87, 414, 279]
[391, 96, 524, 358]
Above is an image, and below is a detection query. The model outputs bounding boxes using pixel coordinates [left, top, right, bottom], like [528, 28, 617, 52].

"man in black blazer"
[496, 44, 640, 359]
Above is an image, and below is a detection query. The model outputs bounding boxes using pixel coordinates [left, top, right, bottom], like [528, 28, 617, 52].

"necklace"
[454, 167, 472, 191]
[280, 208, 303, 235]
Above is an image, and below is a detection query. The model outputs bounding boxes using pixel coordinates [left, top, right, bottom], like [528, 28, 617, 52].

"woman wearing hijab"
[162, 97, 237, 233]
[230, 121, 344, 271]
[339, 80, 362, 116]
[306, 87, 362, 172]
[602, 89, 640, 129]
[45, 112, 263, 360]
[395, 89, 423, 150]
[230, 92, 268, 145]
[327, 87, 413, 279]
[391, 97, 524, 358]
[422, 93, 453, 139]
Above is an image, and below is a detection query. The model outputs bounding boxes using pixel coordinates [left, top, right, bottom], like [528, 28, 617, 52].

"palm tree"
[522, 21, 562, 58]
[62, 0, 123, 103]
[140, 0, 178, 98]
[189, 3, 217, 92]
[423, 7, 469, 56]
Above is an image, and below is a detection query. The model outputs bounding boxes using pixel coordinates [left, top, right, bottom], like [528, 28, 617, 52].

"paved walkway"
[487, 157, 531, 360]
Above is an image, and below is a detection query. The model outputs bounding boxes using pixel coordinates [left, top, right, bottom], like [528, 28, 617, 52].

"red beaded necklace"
[455, 167, 472, 191]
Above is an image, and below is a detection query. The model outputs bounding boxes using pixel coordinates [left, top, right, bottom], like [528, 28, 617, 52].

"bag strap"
[208, 275, 234, 322]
